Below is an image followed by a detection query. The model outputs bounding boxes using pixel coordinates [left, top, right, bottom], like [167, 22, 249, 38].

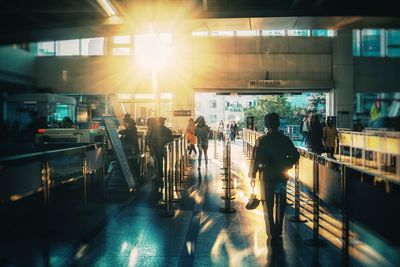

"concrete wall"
[35, 35, 333, 129]
[332, 30, 354, 128]
[0, 46, 36, 86]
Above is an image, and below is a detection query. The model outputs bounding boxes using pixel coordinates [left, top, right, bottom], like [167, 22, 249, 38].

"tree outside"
[243, 93, 326, 132]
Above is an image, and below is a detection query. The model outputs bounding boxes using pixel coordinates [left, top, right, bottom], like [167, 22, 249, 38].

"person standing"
[217, 120, 225, 142]
[323, 119, 339, 159]
[352, 118, 364, 132]
[308, 114, 325, 155]
[186, 118, 197, 157]
[119, 115, 139, 155]
[299, 116, 309, 146]
[250, 113, 300, 243]
[230, 121, 238, 142]
[195, 116, 210, 169]
[154, 117, 173, 178]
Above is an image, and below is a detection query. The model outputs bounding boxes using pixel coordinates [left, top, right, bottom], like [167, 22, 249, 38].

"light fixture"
[96, 0, 117, 17]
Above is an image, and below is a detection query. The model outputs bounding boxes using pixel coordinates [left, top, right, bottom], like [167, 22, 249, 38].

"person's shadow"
[266, 240, 287, 267]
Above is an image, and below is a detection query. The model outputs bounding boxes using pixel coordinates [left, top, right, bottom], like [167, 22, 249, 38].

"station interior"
[0, 1, 400, 266]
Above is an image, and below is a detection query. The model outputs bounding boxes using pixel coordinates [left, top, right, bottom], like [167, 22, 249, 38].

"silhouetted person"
[217, 120, 225, 142]
[323, 120, 339, 159]
[299, 116, 309, 146]
[119, 116, 139, 155]
[154, 117, 173, 178]
[352, 118, 364, 132]
[250, 112, 299, 243]
[230, 121, 238, 141]
[62, 116, 75, 128]
[195, 116, 210, 169]
[25, 110, 46, 142]
[308, 114, 324, 155]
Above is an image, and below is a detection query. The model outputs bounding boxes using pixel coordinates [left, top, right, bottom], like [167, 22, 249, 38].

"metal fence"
[161, 135, 188, 217]
[242, 128, 400, 265]
[0, 143, 104, 208]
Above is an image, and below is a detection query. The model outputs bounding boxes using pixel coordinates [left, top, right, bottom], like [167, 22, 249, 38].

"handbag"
[246, 179, 260, 210]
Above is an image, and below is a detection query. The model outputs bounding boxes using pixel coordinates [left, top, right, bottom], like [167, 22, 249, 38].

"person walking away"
[195, 116, 210, 169]
[299, 116, 309, 146]
[217, 120, 225, 142]
[352, 118, 364, 132]
[250, 113, 300, 243]
[186, 118, 197, 157]
[154, 117, 173, 178]
[323, 119, 339, 159]
[308, 114, 324, 155]
[230, 121, 238, 142]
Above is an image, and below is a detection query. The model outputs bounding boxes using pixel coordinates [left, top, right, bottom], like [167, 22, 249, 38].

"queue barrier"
[0, 143, 104, 209]
[161, 135, 188, 217]
[242, 128, 400, 265]
[220, 139, 236, 213]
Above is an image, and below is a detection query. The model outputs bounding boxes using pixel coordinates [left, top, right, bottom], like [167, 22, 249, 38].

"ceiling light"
[97, 0, 117, 17]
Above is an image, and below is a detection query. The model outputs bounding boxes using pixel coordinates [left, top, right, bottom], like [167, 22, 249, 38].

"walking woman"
[195, 116, 210, 169]
[186, 118, 197, 157]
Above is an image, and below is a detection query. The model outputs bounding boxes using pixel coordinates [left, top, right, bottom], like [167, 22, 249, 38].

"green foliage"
[243, 93, 326, 132]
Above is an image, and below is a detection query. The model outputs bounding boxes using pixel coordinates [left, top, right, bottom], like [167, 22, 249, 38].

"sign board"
[248, 80, 285, 88]
[174, 110, 191, 116]
[103, 115, 136, 189]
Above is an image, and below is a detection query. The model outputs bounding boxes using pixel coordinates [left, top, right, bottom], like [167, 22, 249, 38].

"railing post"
[214, 130, 218, 159]
[341, 165, 350, 266]
[82, 148, 88, 210]
[162, 143, 174, 217]
[305, 154, 326, 247]
[220, 141, 236, 213]
[42, 156, 51, 209]
[289, 161, 306, 223]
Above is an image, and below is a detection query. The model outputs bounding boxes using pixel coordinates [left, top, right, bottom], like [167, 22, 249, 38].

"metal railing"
[0, 143, 104, 208]
[242, 128, 400, 265]
[161, 135, 188, 217]
[220, 139, 236, 213]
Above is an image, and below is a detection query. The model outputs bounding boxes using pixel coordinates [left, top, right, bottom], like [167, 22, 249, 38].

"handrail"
[161, 134, 188, 217]
[242, 128, 400, 183]
[0, 143, 102, 163]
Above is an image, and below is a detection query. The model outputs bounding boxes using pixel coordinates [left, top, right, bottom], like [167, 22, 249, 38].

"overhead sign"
[174, 110, 191, 116]
[248, 80, 286, 88]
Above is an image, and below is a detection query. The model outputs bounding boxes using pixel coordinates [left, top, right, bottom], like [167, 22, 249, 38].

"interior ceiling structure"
[0, 0, 400, 45]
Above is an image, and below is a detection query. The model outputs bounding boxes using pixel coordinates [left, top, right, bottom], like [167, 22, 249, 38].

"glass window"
[236, 30, 258, 36]
[287, 30, 310, 36]
[37, 41, 55, 56]
[81, 37, 104, 56]
[361, 29, 384, 57]
[352, 30, 361, 56]
[112, 47, 131, 56]
[261, 30, 285, 36]
[192, 31, 209, 37]
[209, 115, 217, 123]
[56, 39, 80, 56]
[387, 29, 400, 57]
[113, 35, 131, 44]
[209, 100, 216, 108]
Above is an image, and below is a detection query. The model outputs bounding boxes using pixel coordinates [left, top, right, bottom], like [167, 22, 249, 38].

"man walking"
[250, 113, 300, 243]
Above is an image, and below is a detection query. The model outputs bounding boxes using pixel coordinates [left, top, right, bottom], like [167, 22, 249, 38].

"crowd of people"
[300, 114, 343, 158]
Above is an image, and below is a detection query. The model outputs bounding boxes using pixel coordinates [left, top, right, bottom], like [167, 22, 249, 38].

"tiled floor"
[0, 141, 399, 266]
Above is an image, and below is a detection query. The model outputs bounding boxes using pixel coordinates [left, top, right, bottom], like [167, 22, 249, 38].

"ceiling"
[1, 0, 400, 45]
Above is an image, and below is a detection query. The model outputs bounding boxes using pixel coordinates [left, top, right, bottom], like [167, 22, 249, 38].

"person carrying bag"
[249, 113, 300, 243]
[246, 178, 260, 210]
